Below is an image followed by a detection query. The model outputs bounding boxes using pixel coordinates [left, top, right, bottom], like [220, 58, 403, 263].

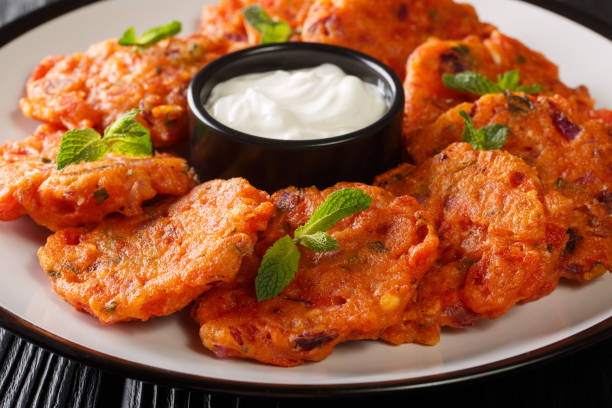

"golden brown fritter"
[20, 35, 229, 147]
[193, 183, 439, 366]
[38, 178, 275, 324]
[406, 93, 612, 282]
[23, 155, 196, 231]
[301, 0, 494, 79]
[402, 31, 593, 138]
[0, 125, 196, 231]
[200, 0, 313, 44]
[375, 143, 569, 345]
[201, 0, 492, 79]
[380, 262, 467, 346]
[0, 125, 63, 221]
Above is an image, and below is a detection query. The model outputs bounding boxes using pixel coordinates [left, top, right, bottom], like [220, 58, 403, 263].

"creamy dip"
[204, 64, 388, 140]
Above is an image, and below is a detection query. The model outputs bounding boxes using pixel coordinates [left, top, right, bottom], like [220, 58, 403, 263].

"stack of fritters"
[375, 143, 570, 344]
[201, 0, 493, 78]
[39, 178, 274, 324]
[0, 124, 197, 231]
[404, 94, 612, 282]
[401, 31, 594, 138]
[0, 0, 607, 367]
[193, 183, 439, 366]
[20, 35, 230, 147]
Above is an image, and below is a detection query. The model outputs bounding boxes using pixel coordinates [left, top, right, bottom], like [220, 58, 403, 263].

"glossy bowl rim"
[187, 42, 405, 149]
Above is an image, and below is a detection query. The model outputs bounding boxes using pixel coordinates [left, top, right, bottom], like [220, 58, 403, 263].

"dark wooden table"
[1, 1, 611, 407]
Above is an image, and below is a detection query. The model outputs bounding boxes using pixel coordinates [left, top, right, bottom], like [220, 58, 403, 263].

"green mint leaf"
[500, 70, 544, 94]
[243, 5, 293, 44]
[56, 129, 109, 170]
[103, 109, 153, 156]
[479, 124, 509, 150]
[459, 110, 479, 147]
[294, 188, 372, 239]
[297, 231, 340, 253]
[136, 21, 181, 46]
[255, 235, 300, 301]
[118, 21, 181, 48]
[260, 23, 293, 44]
[442, 71, 501, 95]
[56, 110, 153, 170]
[118, 27, 136, 46]
[255, 189, 372, 302]
[255, 188, 372, 302]
[515, 84, 545, 94]
[443, 70, 544, 95]
[496, 70, 520, 91]
[459, 110, 508, 151]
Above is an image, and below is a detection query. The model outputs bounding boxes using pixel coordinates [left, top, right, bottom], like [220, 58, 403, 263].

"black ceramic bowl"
[187, 42, 404, 192]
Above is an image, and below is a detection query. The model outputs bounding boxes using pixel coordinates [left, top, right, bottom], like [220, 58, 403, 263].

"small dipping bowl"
[188, 42, 404, 192]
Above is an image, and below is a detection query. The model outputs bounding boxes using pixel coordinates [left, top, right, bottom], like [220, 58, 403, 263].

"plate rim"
[1, 306, 610, 397]
[0, 0, 611, 397]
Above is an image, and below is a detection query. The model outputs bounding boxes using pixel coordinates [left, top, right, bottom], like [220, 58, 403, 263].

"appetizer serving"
[0, 0, 609, 374]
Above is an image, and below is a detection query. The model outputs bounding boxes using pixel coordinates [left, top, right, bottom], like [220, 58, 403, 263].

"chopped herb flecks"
[104, 300, 118, 313]
[93, 188, 109, 205]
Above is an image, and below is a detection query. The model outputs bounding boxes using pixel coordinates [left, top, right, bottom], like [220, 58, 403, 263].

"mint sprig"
[103, 109, 153, 156]
[298, 231, 340, 253]
[118, 21, 181, 50]
[255, 188, 372, 301]
[443, 70, 544, 95]
[255, 236, 300, 302]
[242, 5, 294, 44]
[56, 129, 110, 171]
[56, 109, 153, 170]
[459, 110, 508, 151]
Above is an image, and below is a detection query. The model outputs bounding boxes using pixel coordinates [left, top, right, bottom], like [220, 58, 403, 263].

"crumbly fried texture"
[38, 178, 275, 324]
[406, 93, 612, 282]
[192, 183, 439, 366]
[0, 125, 196, 231]
[20, 35, 229, 147]
[201, 0, 492, 79]
[375, 143, 568, 345]
[301, 0, 493, 79]
[200, 0, 313, 44]
[402, 31, 593, 138]
[0, 125, 63, 221]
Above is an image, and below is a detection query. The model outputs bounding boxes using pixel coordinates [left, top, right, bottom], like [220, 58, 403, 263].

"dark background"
[0, 1, 611, 407]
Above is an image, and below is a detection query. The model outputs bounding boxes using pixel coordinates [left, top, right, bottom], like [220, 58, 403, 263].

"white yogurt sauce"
[204, 64, 388, 140]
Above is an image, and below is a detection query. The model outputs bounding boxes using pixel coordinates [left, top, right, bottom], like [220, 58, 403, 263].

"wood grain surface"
[0, 1, 611, 408]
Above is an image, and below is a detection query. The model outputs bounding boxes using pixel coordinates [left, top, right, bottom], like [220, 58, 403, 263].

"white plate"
[0, 0, 610, 395]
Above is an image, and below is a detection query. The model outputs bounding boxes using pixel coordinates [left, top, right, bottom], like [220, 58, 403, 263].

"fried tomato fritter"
[201, 0, 492, 79]
[20, 35, 229, 147]
[0, 126, 196, 231]
[301, 0, 493, 79]
[38, 178, 275, 324]
[406, 93, 612, 281]
[402, 31, 593, 138]
[192, 183, 439, 366]
[375, 143, 569, 345]
[0, 124, 63, 221]
[201, 0, 313, 44]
